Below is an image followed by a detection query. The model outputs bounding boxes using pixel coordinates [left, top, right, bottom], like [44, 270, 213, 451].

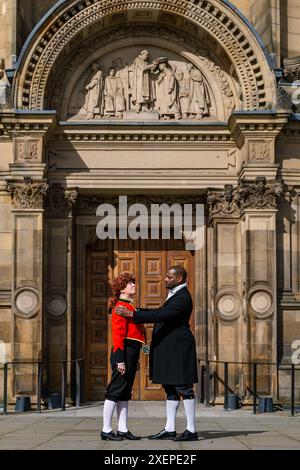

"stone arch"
[14, 0, 277, 112]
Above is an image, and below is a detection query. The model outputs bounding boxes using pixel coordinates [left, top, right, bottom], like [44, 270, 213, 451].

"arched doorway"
[85, 237, 194, 401]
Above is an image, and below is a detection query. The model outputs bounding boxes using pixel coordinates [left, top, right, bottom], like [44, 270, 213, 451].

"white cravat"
[166, 282, 187, 302]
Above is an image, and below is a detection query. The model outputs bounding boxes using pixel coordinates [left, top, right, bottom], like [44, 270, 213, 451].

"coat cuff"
[111, 348, 125, 365]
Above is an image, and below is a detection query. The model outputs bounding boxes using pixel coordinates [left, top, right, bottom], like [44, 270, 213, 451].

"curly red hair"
[109, 272, 136, 311]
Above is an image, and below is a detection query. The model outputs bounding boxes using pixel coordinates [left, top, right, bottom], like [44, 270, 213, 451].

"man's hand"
[115, 306, 134, 318]
[117, 363, 126, 375]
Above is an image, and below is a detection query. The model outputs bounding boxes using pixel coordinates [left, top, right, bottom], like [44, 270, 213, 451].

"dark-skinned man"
[115, 265, 198, 442]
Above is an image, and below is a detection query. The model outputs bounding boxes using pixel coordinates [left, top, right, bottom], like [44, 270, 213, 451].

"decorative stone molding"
[6, 177, 49, 210]
[238, 176, 283, 211]
[208, 177, 283, 220]
[14, 0, 275, 112]
[14, 137, 44, 162]
[0, 58, 11, 110]
[215, 288, 241, 322]
[283, 56, 300, 82]
[248, 285, 274, 319]
[45, 183, 78, 218]
[207, 184, 241, 219]
[249, 141, 271, 162]
[13, 287, 40, 319]
[45, 292, 67, 320]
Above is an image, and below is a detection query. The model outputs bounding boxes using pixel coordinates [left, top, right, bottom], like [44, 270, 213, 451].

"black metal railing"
[0, 358, 84, 415]
[198, 358, 300, 417]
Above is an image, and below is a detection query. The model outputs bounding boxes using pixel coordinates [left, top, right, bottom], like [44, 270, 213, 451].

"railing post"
[252, 363, 257, 414]
[291, 364, 295, 417]
[37, 362, 42, 413]
[3, 363, 8, 415]
[61, 362, 66, 411]
[200, 363, 205, 404]
[224, 362, 229, 410]
[76, 360, 81, 408]
[205, 360, 210, 407]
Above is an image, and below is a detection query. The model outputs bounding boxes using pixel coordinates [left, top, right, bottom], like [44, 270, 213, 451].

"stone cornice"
[228, 111, 290, 147]
[0, 111, 57, 138]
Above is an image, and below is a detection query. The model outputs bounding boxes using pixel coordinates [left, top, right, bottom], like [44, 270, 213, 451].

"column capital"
[5, 176, 48, 210]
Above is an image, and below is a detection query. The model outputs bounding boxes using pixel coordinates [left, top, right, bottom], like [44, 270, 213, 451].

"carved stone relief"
[208, 177, 283, 220]
[249, 141, 271, 162]
[0, 58, 11, 110]
[6, 177, 49, 210]
[67, 48, 214, 121]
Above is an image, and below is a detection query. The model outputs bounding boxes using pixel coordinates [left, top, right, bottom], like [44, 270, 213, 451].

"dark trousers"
[163, 384, 195, 401]
[105, 340, 141, 402]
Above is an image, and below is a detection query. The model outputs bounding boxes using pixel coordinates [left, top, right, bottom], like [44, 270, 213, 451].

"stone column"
[207, 185, 244, 399]
[239, 177, 283, 396]
[5, 177, 48, 398]
[43, 184, 77, 397]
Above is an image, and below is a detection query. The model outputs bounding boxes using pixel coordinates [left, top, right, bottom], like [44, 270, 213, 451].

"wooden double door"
[86, 238, 194, 401]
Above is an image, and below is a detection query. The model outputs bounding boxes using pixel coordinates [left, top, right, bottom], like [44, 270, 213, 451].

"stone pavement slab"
[0, 402, 299, 450]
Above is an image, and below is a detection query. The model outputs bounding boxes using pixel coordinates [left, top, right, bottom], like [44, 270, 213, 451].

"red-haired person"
[101, 272, 145, 441]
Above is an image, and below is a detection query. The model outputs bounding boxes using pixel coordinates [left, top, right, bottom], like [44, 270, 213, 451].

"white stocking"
[183, 398, 196, 433]
[116, 401, 128, 433]
[165, 400, 180, 432]
[102, 399, 116, 433]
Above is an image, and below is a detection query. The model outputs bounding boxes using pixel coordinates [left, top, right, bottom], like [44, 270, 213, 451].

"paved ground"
[0, 402, 299, 450]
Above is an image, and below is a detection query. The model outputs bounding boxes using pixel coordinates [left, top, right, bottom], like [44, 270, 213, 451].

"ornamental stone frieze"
[45, 183, 78, 218]
[5, 177, 49, 210]
[208, 177, 283, 220]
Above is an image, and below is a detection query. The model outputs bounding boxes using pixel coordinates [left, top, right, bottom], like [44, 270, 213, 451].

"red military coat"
[111, 299, 146, 364]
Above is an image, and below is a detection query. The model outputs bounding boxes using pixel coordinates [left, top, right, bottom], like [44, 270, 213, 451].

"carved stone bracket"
[45, 183, 78, 218]
[6, 177, 49, 210]
[283, 56, 300, 82]
[208, 176, 283, 221]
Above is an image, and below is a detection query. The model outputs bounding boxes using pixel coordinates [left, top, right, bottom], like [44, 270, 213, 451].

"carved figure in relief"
[131, 50, 157, 112]
[155, 58, 181, 120]
[84, 62, 104, 119]
[104, 68, 126, 118]
[177, 65, 192, 119]
[188, 64, 210, 119]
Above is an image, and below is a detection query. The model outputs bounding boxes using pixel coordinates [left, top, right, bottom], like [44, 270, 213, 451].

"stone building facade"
[1, 0, 300, 404]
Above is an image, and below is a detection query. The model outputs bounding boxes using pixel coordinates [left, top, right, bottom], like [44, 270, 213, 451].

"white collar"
[166, 282, 187, 301]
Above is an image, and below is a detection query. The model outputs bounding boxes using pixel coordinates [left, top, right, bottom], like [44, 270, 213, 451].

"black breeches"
[105, 340, 141, 402]
[162, 384, 195, 401]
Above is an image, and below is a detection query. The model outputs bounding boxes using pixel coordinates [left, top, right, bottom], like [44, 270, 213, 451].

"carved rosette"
[208, 177, 283, 220]
[45, 183, 78, 218]
[6, 177, 49, 210]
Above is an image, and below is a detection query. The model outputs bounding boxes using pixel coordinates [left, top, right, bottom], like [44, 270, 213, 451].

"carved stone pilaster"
[45, 183, 78, 218]
[5, 177, 49, 210]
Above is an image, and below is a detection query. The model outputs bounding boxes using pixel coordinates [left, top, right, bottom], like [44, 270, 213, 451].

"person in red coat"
[101, 272, 145, 441]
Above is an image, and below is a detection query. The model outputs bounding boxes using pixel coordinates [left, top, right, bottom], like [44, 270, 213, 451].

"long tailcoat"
[133, 287, 198, 385]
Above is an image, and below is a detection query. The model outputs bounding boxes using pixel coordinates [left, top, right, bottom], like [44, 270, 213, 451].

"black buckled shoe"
[100, 431, 123, 441]
[148, 429, 176, 440]
[173, 430, 198, 441]
[117, 430, 141, 440]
